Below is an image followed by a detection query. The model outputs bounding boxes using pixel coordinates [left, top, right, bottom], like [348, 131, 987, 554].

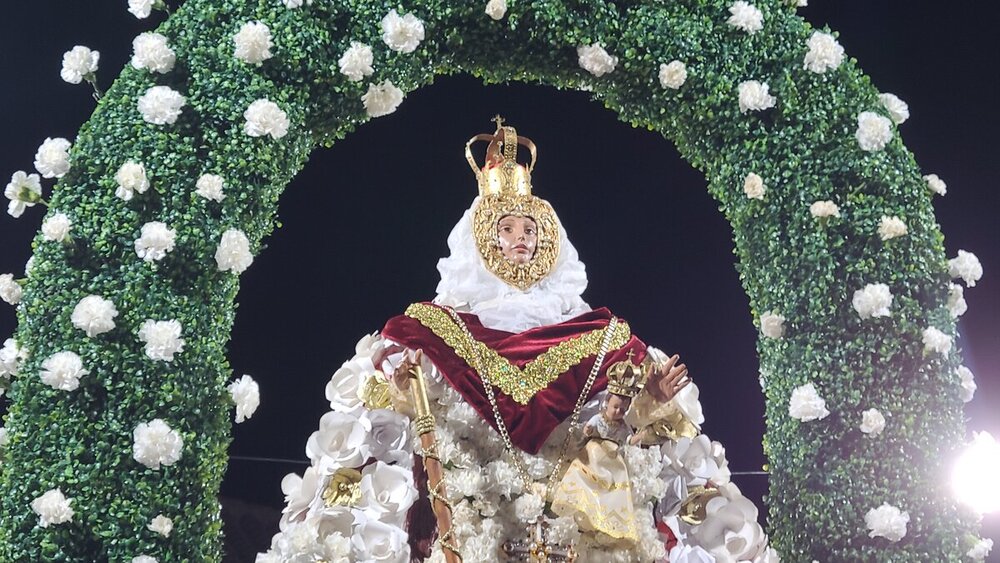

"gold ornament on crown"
[466, 116, 560, 290]
[605, 350, 652, 398]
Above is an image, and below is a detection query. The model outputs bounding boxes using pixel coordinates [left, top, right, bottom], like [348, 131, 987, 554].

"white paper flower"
[759, 311, 785, 339]
[947, 283, 968, 318]
[195, 174, 225, 202]
[956, 366, 976, 403]
[877, 216, 907, 241]
[148, 514, 173, 537]
[865, 503, 909, 541]
[133, 419, 183, 469]
[40, 351, 88, 391]
[923, 173, 947, 196]
[860, 408, 886, 435]
[357, 461, 419, 524]
[737, 80, 775, 113]
[229, 374, 260, 423]
[513, 492, 545, 522]
[788, 383, 829, 421]
[338, 42, 374, 82]
[60, 46, 100, 85]
[282, 0, 313, 7]
[234, 21, 274, 65]
[279, 466, 319, 528]
[34, 137, 72, 179]
[131, 32, 176, 74]
[802, 31, 843, 74]
[243, 99, 289, 139]
[362, 80, 405, 118]
[138, 319, 185, 361]
[743, 172, 766, 200]
[0, 338, 26, 378]
[215, 228, 254, 273]
[138, 86, 186, 125]
[658, 60, 688, 89]
[31, 488, 74, 527]
[306, 411, 372, 469]
[350, 520, 410, 563]
[128, 0, 156, 19]
[131, 556, 157, 563]
[878, 93, 910, 125]
[5, 170, 43, 218]
[485, 0, 508, 20]
[852, 283, 893, 319]
[856, 111, 893, 152]
[381, 9, 425, 54]
[727, 2, 763, 34]
[0, 275, 22, 306]
[949, 250, 983, 287]
[967, 538, 993, 561]
[115, 161, 150, 201]
[71, 295, 118, 337]
[134, 221, 177, 262]
[809, 200, 840, 218]
[368, 409, 411, 465]
[577, 43, 618, 77]
[922, 326, 952, 355]
[41, 212, 72, 243]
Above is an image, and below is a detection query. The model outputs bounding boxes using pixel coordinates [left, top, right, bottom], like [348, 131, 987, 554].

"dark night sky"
[1, 0, 998, 553]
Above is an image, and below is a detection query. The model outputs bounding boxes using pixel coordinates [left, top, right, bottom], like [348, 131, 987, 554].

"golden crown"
[465, 115, 537, 197]
[605, 350, 651, 398]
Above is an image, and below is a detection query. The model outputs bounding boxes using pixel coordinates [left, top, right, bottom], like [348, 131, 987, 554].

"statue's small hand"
[392, 349, 423, 392]
[647, 353, 690, 403]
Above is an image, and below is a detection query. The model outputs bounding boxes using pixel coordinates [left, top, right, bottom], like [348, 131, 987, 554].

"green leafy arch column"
[0, 0, 979, 560]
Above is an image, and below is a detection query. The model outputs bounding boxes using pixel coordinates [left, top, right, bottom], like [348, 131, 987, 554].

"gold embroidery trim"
[405, 303, 631, 404]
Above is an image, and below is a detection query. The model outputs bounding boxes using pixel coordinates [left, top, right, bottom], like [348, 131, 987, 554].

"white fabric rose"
[0, 274, 22, 306]
[133, 419, 183, 469]
[956, 365, 976, 403]
[357, 461, 419, 525]
[727, 2, 763, 34]
[803, 31, 843, 74]
[229, 374, 260, 423]
[195, 174, 226, 202]
[338, 42, 375, 82]
[877, 216, 907, 241]
[860, 408, 886, 435]
[513, 492, 545, 522]
[306, 411, 372, 470]
[131, 556, 157, 563]
[5, 170, 43, 218]
[234, 21, 274, 65]
[922, 326, 952, 355]
[40, 351, 88, 391]
[759, 311, 785, 339]
[31, 488, 74, 527]
[923, 173, 947, 196]
[138, 86, 186, 125]
[949, 250, 983, 287]
[215, 228, 254, 273]
[148, 514, 173, 537]
[131, 32, 176, 74]
[485, 0, 508, 20]
[855, 111, 893, 152]
[362, 80, 405, 118]
[788, 383, 830, 421]
[134, 221, 177, 262]
[658, 60, 688, 89]
[350, 520, 410, 563]
[810, 199, 840, 218]
[967, 538, 993, 561]
[115, 161, 150, 201]
[138, 319, 185, 361]
[865, 502, 909, 541]
[381, 10, 425, 54]
[71, 295, 118, 337]
[852, 283, 893, 319]
[42, 212, 72, 243]
[577, 43, 618, 77]
[879, 93, 910, 125]
[737, 80, 775, 113]
[244, 99, 290, 139]
[34, 137, 72, 179]
[743, 172, 766, 200]
[947, 283, 967, 318]
[128, 0, 156, 19]
[61, 46, 100, 84]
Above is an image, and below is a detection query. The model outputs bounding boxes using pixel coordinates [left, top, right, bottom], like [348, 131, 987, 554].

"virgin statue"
[257, 119, 776, 563]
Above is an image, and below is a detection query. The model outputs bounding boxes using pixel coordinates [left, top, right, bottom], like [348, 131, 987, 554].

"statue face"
[605, 394, 631, 421]
[497, 215, 537, 265]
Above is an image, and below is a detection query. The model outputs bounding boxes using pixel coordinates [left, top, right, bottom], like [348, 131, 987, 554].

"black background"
[1, 1, 997, 557]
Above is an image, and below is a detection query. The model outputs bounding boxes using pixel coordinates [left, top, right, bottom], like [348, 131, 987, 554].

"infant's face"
[497, 215, 537, 265]
[605, 394, 630, 421]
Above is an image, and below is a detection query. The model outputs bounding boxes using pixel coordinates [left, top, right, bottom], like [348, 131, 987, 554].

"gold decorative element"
[321, 468, 362, 508]
[360, 372, 392, 410]
[405, 303, 631, 404]
[639, 410, 700, 445]
[605, 350, 651, 398]
[412, 414, 437, 437]
[679, 485, 723, 526]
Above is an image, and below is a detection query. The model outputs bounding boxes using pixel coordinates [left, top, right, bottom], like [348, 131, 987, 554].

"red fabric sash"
[381, 303, 646, 454]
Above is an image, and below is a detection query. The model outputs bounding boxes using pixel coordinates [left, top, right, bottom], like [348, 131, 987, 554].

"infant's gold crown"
[465, 115, 538, 198]
[606, 350, 651, 398]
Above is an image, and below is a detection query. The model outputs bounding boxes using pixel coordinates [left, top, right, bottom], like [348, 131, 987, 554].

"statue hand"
[392, 349, 423, 392]
[646, 353, 690, 403]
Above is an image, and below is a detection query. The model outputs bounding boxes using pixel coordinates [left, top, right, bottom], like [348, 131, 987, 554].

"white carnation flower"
[485, 0, 508, 20]
[947, 283, 967, 318]
[228, 374, 260, 423]
[40, 351, 88, 391]
[350, 520, 410, 563]
[128, 0, 157, 19]
[131, 32, 176, 74]
[855, 111, 893, 152]
[215, 228, 254, 273]
[131, 556, 157, 563]
[34, 137, 72, 179]
[860, 408, 886, 435]
[879, 93, 910, 125]
[922, 326, 952, 355]
[234, 21, 274, 65]
[306, 411, 372, 469]
[727, 2, 763, 34]
[283, 0, 313, 8]
[852, 283, 893, 319]
[133, 419, 183, 469]
[802, 31, 843, 74]
[788, 383, 830, 421]
[956, 366, 976, 403]
[338, 42, 374, 82]
[967, 538, 993, 561]
[138, 86, 186, 125]
[362, 80, 405, 118]
[743, 172, 766, 200]
[577, 43, 618, 77]
[148, 514, 173, 537]
[923, 173, 947, 196]
[0, 274, 22, 306]
[5, 170, 43, 218]
[877, 216, 907, 241]
[115, 161, 150, 201]
[865, 503, 909, 541]
[759, 311, 785, 339]
[658, 60, 688, 89]
[810, 199, 840, 218]
[60, 46, 100, 85]
[513, 493, 545, 522]
[793, 0, 808, 5]
[737, 80, 775, 113]
[244, 99, 290, 139]
[0, 427, 8, 451]
[71, 295, 118, 337]
[42, 212, 72, 243]
[546, 515, 581, 546]
[381, 9, 425, 54]
[948, 250, 983, 287]
[31, 488, 74, 527]
[357, 461, 419, 525]
[1, 338, 26, 378]
[134, 221, 177, 262]
[195, 174, 225, 202]
[485, 459, 524, 499]
[138, 319, 185, 362]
